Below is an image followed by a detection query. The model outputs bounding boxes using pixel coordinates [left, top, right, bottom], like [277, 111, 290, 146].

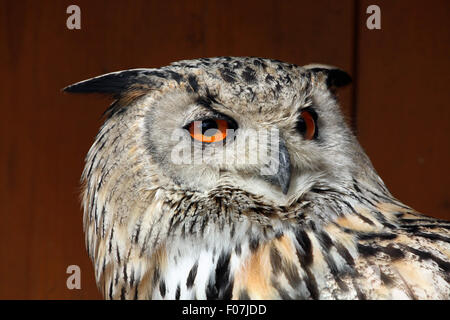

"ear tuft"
[303, 64, 352, 89]
[321, 68, 352, 88]
[63, 69, 156, 95]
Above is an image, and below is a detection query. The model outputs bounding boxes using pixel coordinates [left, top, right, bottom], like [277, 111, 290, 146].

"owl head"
[66, 57, 376, 208]
[65, 57, 394, 298]
[64, 57, 447, 300]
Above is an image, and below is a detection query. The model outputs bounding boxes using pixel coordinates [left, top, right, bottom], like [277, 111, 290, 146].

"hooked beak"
[264, 137, 291, 194]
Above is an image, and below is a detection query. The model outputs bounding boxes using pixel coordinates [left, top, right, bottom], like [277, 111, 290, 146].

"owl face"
[66, 57, 363, 209]
[98, 58, 356, 204]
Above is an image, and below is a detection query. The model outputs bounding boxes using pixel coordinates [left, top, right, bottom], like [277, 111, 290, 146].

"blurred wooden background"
[0, 0, 448, 299]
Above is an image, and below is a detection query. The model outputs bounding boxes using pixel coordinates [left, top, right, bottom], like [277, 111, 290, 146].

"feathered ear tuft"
[303, 64, 352, 89]
[62, 69, 157, 95]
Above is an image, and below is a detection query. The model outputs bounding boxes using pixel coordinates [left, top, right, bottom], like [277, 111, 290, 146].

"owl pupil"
[201, 120, 218, 136]
[297, 118, 306, 134]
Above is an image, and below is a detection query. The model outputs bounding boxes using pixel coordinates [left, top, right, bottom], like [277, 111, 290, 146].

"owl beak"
[265, 138, 291, 195]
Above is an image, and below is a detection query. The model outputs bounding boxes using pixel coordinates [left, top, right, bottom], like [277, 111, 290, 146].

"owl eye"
[297, 108, 318, 140]
[188, 119, 235, 143]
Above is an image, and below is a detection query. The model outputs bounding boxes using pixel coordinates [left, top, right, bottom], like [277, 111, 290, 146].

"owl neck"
[147, 169, 408, 299]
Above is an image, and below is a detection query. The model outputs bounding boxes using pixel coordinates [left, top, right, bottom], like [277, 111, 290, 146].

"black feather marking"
[400, 217, 450, 223]
[359, 195, 377, 207]
[275, 82, 282, 92]
[283, 74, 292, 85]
[234, 243, 242, 256]
[414, 232, 450, 243]
[123, 264, 128, 283]
[222, 277, 234, 300]
[114, 270, 119, 286]
[284, 262, 302, 288]
[373, 211, 397, 229]
[357, 244, 380, 257]
[366, 189, 398, 204]
[175, 284, 180, 300]
[241, 66, 256, 83]
[116, 246, 121, 264]
[188, 74, 199, 93]
[265, 74, 275, 83]
[273, 282, 292, 300]
[86, 152, 97, 180]
[231, 60, 242, 69]
[403, 223, 450, 230]
[275, 231, 284, 239]
[206, 251, 232, 300]
[270, 246, 283, 274]
[215, 251, 232, 299]
[335, 243, 355, 267]
[147, 70, 167, 79]
[402, 245, 450, 274]
[293, 229, 320, 299]
[317, 231, 333, 250]
[354, 212, 376, 226]
[381, 244, 405, 261]
[303, 268, 320, 299]
[322, 251, 349, 291]
[379, 271, 395, 286]
[358, 243, 406, 262]
[133, 222, 141, 244]
[130, 267, 135, 288]
[159, 280, 166, 298]
[219, 68, 237, 83]
[239, 290, 250, 300]
[249, 237, 260, 252]
[399, 225, 420, 232]
[206, 278, 218, 300]
[109, 280, 114, 300]
[120, 287, 126, 300]
[186, 262, 198, 289]
[340, 200, 356, 214]
[352, 278, 366, 300]
[166, 70, 183, 83]
[295, 229, 313, 267]
[230, 223, 236, 239]
[357, 232, 398, 241]
[152, 266, 160, 288]
[353, 178, 362, 193]
[196, 96, 213, 109]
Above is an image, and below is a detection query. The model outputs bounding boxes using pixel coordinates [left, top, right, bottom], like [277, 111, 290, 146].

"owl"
[64, 57, 450, 300]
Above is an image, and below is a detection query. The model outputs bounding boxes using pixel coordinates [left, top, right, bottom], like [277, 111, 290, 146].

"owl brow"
[195, 95, 232, 114]
[196, 96, 216, 111]
[297, 98, 314, 114]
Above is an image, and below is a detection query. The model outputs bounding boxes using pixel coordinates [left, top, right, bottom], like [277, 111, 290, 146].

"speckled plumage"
[65, 57, 450, 300]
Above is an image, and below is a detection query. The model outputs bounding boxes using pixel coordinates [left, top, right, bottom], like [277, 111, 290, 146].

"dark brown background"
[0, 0, 448, 299]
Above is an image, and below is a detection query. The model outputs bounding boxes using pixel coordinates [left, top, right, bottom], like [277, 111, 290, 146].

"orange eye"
[188, 119, 232, 143]
[297, 109, 317, 140]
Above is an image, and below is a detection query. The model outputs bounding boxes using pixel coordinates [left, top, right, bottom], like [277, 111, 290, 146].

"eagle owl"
[65, 57, 450, 300]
